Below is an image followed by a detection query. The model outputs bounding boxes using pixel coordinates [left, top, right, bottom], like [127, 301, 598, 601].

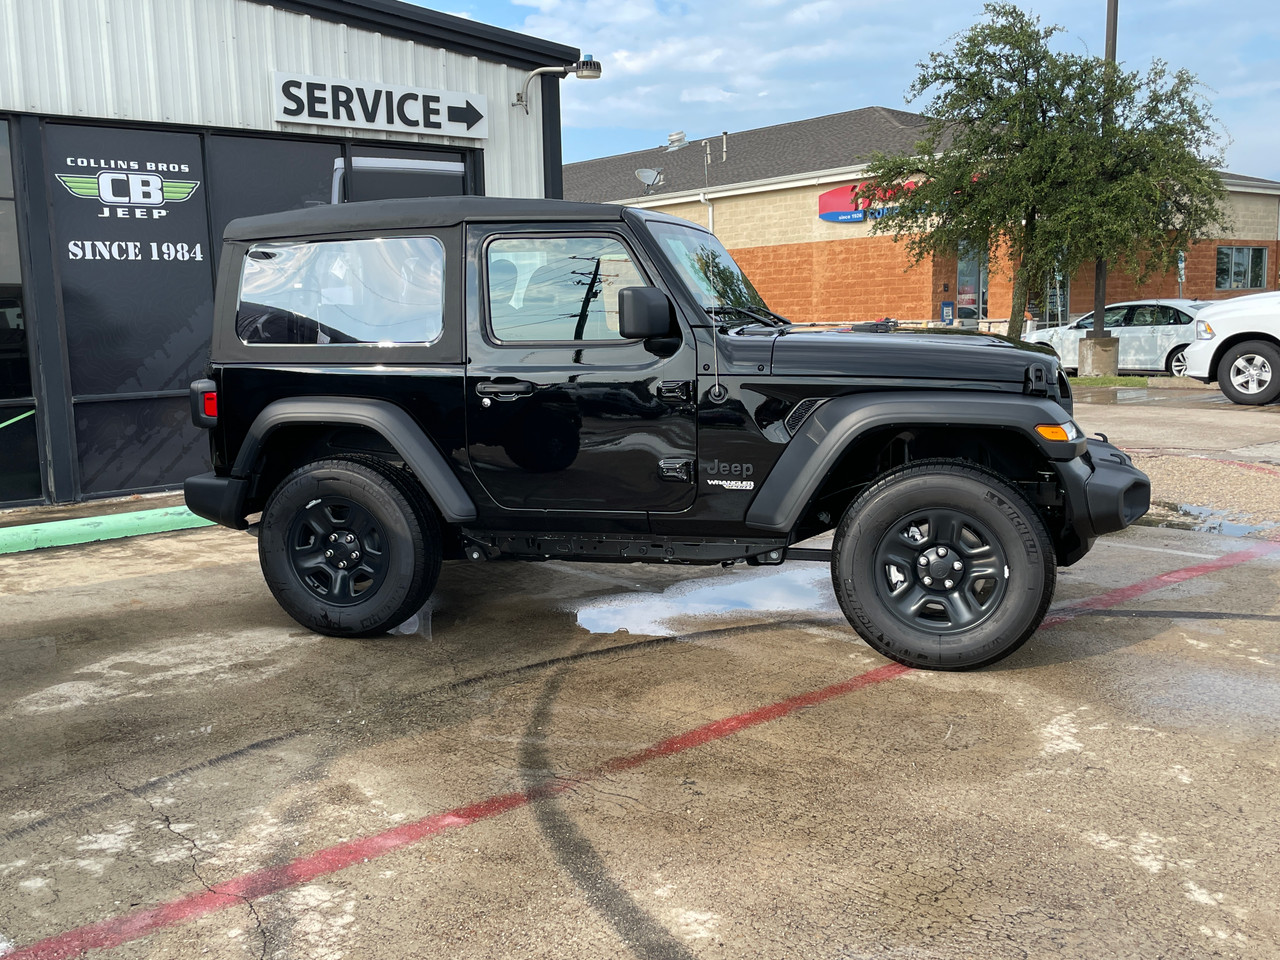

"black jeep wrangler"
[185, 197, 1149, 670]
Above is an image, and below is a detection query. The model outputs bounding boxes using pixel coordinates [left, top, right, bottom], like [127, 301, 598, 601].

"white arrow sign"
[273, 72, 489, 140]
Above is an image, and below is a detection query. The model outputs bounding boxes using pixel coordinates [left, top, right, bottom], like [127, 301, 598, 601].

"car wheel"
[258, 456, 441, 636]
[1167, 347, 1189, 378]
[1217, 340, 1280, 405]
[831, 460, 1055, 671]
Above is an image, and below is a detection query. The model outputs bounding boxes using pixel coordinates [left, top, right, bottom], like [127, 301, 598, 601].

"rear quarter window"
[237, 237, 444, 345]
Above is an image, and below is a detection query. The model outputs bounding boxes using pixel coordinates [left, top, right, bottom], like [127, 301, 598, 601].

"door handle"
[476, 380, 534, 398]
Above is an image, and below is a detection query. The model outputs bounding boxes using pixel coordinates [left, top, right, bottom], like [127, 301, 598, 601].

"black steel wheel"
[258, 457, 441, 636]
[1217, 340, 1280, 405]
[831, 460, 1055, 670]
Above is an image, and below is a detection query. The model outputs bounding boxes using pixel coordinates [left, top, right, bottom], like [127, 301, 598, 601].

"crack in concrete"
[104, 772, 268, 960]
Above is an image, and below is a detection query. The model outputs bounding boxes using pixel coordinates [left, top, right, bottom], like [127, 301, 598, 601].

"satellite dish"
[635, 168, 661, 186]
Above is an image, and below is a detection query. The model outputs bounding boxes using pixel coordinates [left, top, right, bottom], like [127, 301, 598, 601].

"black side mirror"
[618, 286, 674, 339]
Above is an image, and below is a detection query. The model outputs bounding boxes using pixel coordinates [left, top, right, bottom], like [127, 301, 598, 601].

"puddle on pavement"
[1116, 661, 1280, 732]
[574, 563, 840, 636]
[1136, 501, 1280, 538]
[1071, 385, 1227, 405]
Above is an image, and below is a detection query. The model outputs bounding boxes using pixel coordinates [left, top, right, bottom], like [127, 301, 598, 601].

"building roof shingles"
[564, 106, 934, 203]
[565, 107, 1280, 204]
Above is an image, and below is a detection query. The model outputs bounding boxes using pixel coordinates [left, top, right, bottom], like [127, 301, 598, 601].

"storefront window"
[205, 135, 343, 260]
[338, 145, 469, 202]
[956, 245, 988, 321]
[1216, 246, 1268, 290]
[0, 118, 43, 503]
[1039, 264, 1070, 328]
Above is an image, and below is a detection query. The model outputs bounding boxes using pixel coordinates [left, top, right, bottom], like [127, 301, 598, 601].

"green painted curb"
[0, 506, 214, 555]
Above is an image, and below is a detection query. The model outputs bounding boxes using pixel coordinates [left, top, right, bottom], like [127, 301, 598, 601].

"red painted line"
[1190, 456, 1280, 480]
[12, 541, 1277, 959]
[10, 663, 908, 960]
[1040, 541, 1280, 628]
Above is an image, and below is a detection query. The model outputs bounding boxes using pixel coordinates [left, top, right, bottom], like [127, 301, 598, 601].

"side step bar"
[786, 547, 832, 562]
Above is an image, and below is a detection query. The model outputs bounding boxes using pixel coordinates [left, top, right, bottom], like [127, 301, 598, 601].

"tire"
[258, 456, 441, 637]
[1217, 340, 1280, 405]
[831, 460, 1056, 671]
[1167, 347, 1188, 378]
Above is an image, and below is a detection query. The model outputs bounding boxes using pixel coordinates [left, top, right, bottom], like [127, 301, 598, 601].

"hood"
[1195, 290, 1280, 323]
[767, 323, 1059, 383]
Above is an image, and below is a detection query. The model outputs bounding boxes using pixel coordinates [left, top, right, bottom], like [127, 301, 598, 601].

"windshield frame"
[642, 218, 774, 316]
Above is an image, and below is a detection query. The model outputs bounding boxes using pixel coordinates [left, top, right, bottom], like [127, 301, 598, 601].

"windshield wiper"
[705, 305, 790, 328]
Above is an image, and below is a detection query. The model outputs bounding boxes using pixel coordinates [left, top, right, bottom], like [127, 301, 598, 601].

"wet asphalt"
[2, 386, 1279, 960]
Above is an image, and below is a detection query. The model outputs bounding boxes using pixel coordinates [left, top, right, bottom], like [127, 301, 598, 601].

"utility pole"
[1083, 0, 1120, 374]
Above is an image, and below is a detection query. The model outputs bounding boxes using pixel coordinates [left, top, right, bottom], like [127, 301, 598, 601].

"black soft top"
[223, 196, 629, 242]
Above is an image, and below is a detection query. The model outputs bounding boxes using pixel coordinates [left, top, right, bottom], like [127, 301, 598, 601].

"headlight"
[1195, 318, 1215, 340]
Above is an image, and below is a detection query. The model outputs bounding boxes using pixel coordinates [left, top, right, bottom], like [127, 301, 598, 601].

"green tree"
[858, 3, 1227, 340]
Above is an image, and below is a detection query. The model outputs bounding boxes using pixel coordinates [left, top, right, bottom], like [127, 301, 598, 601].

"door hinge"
[658, 380, 693, 402]
[659, 458, 694, 482]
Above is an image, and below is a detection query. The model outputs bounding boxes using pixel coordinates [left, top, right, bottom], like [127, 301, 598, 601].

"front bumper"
[1054, 438, 1151, 565]
[1182, 340, 1215, 380]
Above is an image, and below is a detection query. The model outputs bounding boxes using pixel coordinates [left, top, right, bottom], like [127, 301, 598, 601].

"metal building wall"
[0, 0, 549, 197]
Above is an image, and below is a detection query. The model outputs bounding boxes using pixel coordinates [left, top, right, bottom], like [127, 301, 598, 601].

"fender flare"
[744, 391, 1079, 534]
[233, 397, 477, 523]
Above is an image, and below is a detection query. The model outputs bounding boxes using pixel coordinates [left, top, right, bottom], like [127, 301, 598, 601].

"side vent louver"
[785, 398, 822, 435]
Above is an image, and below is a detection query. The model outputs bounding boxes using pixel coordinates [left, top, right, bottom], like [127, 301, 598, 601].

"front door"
[464, 227, 697, 516]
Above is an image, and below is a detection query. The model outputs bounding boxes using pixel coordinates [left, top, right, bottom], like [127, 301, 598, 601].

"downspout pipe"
[699, 192, 714, 234]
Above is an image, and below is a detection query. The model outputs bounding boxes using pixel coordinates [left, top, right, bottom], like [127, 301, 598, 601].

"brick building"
[564, 108, 1280, 328]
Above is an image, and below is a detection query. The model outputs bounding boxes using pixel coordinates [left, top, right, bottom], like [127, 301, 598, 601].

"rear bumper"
[1054, 439, 1151, 565]
[184, 472, 250, 530]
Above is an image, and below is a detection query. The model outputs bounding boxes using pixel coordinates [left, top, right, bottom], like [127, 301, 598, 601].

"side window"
[237, 237, 444, 344]
[1161, 306, 1190, 325]
[1129, 305, 1158, 326]
[1103, 307, 1128, 328]
[487, 236, 647, 342]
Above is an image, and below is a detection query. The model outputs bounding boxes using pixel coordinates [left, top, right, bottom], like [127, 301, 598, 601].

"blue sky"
[433, 0, 1280, 181]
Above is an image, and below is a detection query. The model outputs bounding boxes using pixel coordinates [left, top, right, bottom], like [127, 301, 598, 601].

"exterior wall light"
[513, 56, 601, 113]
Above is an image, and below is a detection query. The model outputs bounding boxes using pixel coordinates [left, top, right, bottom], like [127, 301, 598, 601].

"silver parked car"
[1024, 299, 1208, 375]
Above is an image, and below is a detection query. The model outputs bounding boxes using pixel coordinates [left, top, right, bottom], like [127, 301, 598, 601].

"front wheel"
[258, 457, 441, 636]
[831, 461, 1056, 670]
[1217, 340, 1280, 405]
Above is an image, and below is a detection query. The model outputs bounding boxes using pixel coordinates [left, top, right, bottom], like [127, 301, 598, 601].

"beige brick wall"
[638, 180, 1280, 320]
[1226, 193, 1280, 241]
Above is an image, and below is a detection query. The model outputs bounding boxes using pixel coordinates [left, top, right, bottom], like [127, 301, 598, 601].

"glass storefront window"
[0, 118, 43, 503]
[956, 245, 988, 321]
[1216, 246, 1268, 290]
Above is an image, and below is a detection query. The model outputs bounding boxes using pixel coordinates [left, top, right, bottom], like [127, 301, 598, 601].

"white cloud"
[680, 86, 735, 103]
[452, 0, 1280, 179]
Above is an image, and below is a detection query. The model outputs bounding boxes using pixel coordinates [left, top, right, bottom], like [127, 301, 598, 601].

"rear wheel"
[831, 461, 1055, 670]
[1217, 341, 1280, 405]
[1167, 346, 1188, 378]
[258, 456, 441, 636]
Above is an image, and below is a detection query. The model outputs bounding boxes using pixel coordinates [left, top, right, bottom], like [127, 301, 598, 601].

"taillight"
[190, 378, 218, 428]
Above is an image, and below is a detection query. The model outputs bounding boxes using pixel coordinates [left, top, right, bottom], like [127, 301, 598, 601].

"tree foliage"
[858, 3, 1228, 338]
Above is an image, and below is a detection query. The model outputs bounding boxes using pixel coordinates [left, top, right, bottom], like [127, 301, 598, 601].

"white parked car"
[1182, 291, 1280, 405]
[1023, 299, 1208, 375]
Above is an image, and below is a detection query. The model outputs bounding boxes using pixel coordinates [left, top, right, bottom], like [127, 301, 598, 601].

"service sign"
[273, 72, 489, 140]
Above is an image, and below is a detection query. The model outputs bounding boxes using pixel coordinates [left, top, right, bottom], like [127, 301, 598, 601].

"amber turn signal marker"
[1035, 423, 1070, 442]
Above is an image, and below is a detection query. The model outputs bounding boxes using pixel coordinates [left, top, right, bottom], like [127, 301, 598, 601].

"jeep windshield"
[646, 221, 786, 325]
